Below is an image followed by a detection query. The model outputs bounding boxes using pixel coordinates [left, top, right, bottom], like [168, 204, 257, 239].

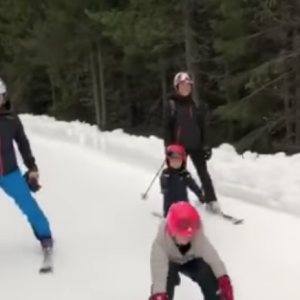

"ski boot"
[39, 237, 54, 273]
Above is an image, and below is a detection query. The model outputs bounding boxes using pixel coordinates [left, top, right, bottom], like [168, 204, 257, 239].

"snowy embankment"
[20, 114, 300, 217]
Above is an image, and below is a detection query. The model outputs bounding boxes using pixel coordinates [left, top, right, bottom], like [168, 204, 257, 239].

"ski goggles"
[167, 151, 184, 159]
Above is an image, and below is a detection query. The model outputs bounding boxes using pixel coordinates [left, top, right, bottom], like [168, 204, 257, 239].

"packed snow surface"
[0, 114, 298, 299]
[21, 114, 300, 217]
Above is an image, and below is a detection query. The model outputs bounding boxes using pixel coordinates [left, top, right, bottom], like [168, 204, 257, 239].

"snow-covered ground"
[21, 114, 300, 217]
[0, 114, 299, 299]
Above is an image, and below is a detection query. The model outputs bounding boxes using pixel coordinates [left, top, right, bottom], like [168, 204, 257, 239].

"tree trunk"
[159, 54, 167, 119]
[96, 39, 107, 130]
[225, 65, 234, 141]
[48, 70, 56, 107]
[283, 76, 292, 144]
[90, 44, 101, 127]
[182, 0, 200, 105]
[293, 31, 300, 144]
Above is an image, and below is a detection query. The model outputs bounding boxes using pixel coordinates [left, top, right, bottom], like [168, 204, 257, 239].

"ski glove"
[149, 293, 168, 300]
[23, 171, 41, 192]
[218, 275, 234, 300]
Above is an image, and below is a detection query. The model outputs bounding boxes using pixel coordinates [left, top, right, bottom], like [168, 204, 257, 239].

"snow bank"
[20, 114, 300, 217]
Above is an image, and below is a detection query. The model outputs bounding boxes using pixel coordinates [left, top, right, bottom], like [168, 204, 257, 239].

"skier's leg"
[181, 258, 220, 300]
[166, 262, 181, 300]
[188, 149, 217, 202]
[1, 169, 52, 245]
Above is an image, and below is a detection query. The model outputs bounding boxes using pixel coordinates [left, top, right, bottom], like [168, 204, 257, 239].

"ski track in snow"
[0, 134, 299, 299]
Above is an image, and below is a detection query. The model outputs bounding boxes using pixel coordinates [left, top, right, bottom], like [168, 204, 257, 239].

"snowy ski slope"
[0, 114, 299, 299]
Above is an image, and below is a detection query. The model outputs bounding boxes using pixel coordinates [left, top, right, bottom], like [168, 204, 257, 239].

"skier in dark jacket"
[0, 78, 53, 250]
[163, 72, 220, 213]
[160, 144, 205, 217]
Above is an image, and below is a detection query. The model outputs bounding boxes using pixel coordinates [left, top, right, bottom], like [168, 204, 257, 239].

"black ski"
[151, 211, 163, 219]
[39, 248, 53, 273]
[219, 212, 244, 225]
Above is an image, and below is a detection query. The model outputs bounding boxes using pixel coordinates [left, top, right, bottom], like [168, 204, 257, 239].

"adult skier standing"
[0, 78, 53, 252]
[149, 201, 234, 300]
[163, 72, 220, 213]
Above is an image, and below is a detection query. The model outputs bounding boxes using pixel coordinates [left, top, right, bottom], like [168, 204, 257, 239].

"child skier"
[149, 201, 234, 300]
[160, 144, 205, 217]
[0, 78, 53, 251]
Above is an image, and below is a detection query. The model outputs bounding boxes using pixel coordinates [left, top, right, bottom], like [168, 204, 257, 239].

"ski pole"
[141, 161, 165, 200]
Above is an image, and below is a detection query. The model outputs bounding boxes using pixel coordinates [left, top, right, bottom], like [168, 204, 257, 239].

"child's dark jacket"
[159, 167, 204, 216]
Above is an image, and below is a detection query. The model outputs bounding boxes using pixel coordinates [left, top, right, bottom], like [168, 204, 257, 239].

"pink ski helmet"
[166, 202, 201, 237]
[166, 144, 186, 163]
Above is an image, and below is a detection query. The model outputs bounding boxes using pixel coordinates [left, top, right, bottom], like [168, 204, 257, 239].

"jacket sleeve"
[184, 171, 204, 203]
[159, 170, 169, 194]
[14, 116, 38, 171]
[163, 102, 174, 148]
[194, 229, 227, 278]
[196, 104, 207, 146]
[150, 222, 170, 294]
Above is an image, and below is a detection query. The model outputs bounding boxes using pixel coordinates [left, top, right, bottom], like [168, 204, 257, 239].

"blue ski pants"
[0, 169, 52, 240]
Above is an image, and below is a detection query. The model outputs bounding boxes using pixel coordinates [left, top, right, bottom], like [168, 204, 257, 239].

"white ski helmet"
[173, 72, 193, 88]
[0, 78, 6, 95]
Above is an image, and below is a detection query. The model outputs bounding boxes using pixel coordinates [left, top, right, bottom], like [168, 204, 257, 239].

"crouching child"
[149, 202, 234, 300]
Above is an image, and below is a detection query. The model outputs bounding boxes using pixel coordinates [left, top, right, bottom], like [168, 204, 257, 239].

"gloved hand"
[203, 145, 212, 160]
[23, 170, 41, 192]
[29, 170, 39, 181]
[218, 275, 234, 300]
[206, 200, 222, 214]
[149, 293, 168, 300]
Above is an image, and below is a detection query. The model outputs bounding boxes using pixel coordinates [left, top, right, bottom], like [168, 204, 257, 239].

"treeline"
[0, 0, 299, 153]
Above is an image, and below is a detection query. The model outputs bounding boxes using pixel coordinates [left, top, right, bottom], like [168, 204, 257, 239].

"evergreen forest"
[0, 0, 299, 154]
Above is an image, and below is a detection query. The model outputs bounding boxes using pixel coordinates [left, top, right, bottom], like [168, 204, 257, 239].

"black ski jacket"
[160, 167, 204, 216]
[163, 94, 206, 150]
[0, 106, 37, 176]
